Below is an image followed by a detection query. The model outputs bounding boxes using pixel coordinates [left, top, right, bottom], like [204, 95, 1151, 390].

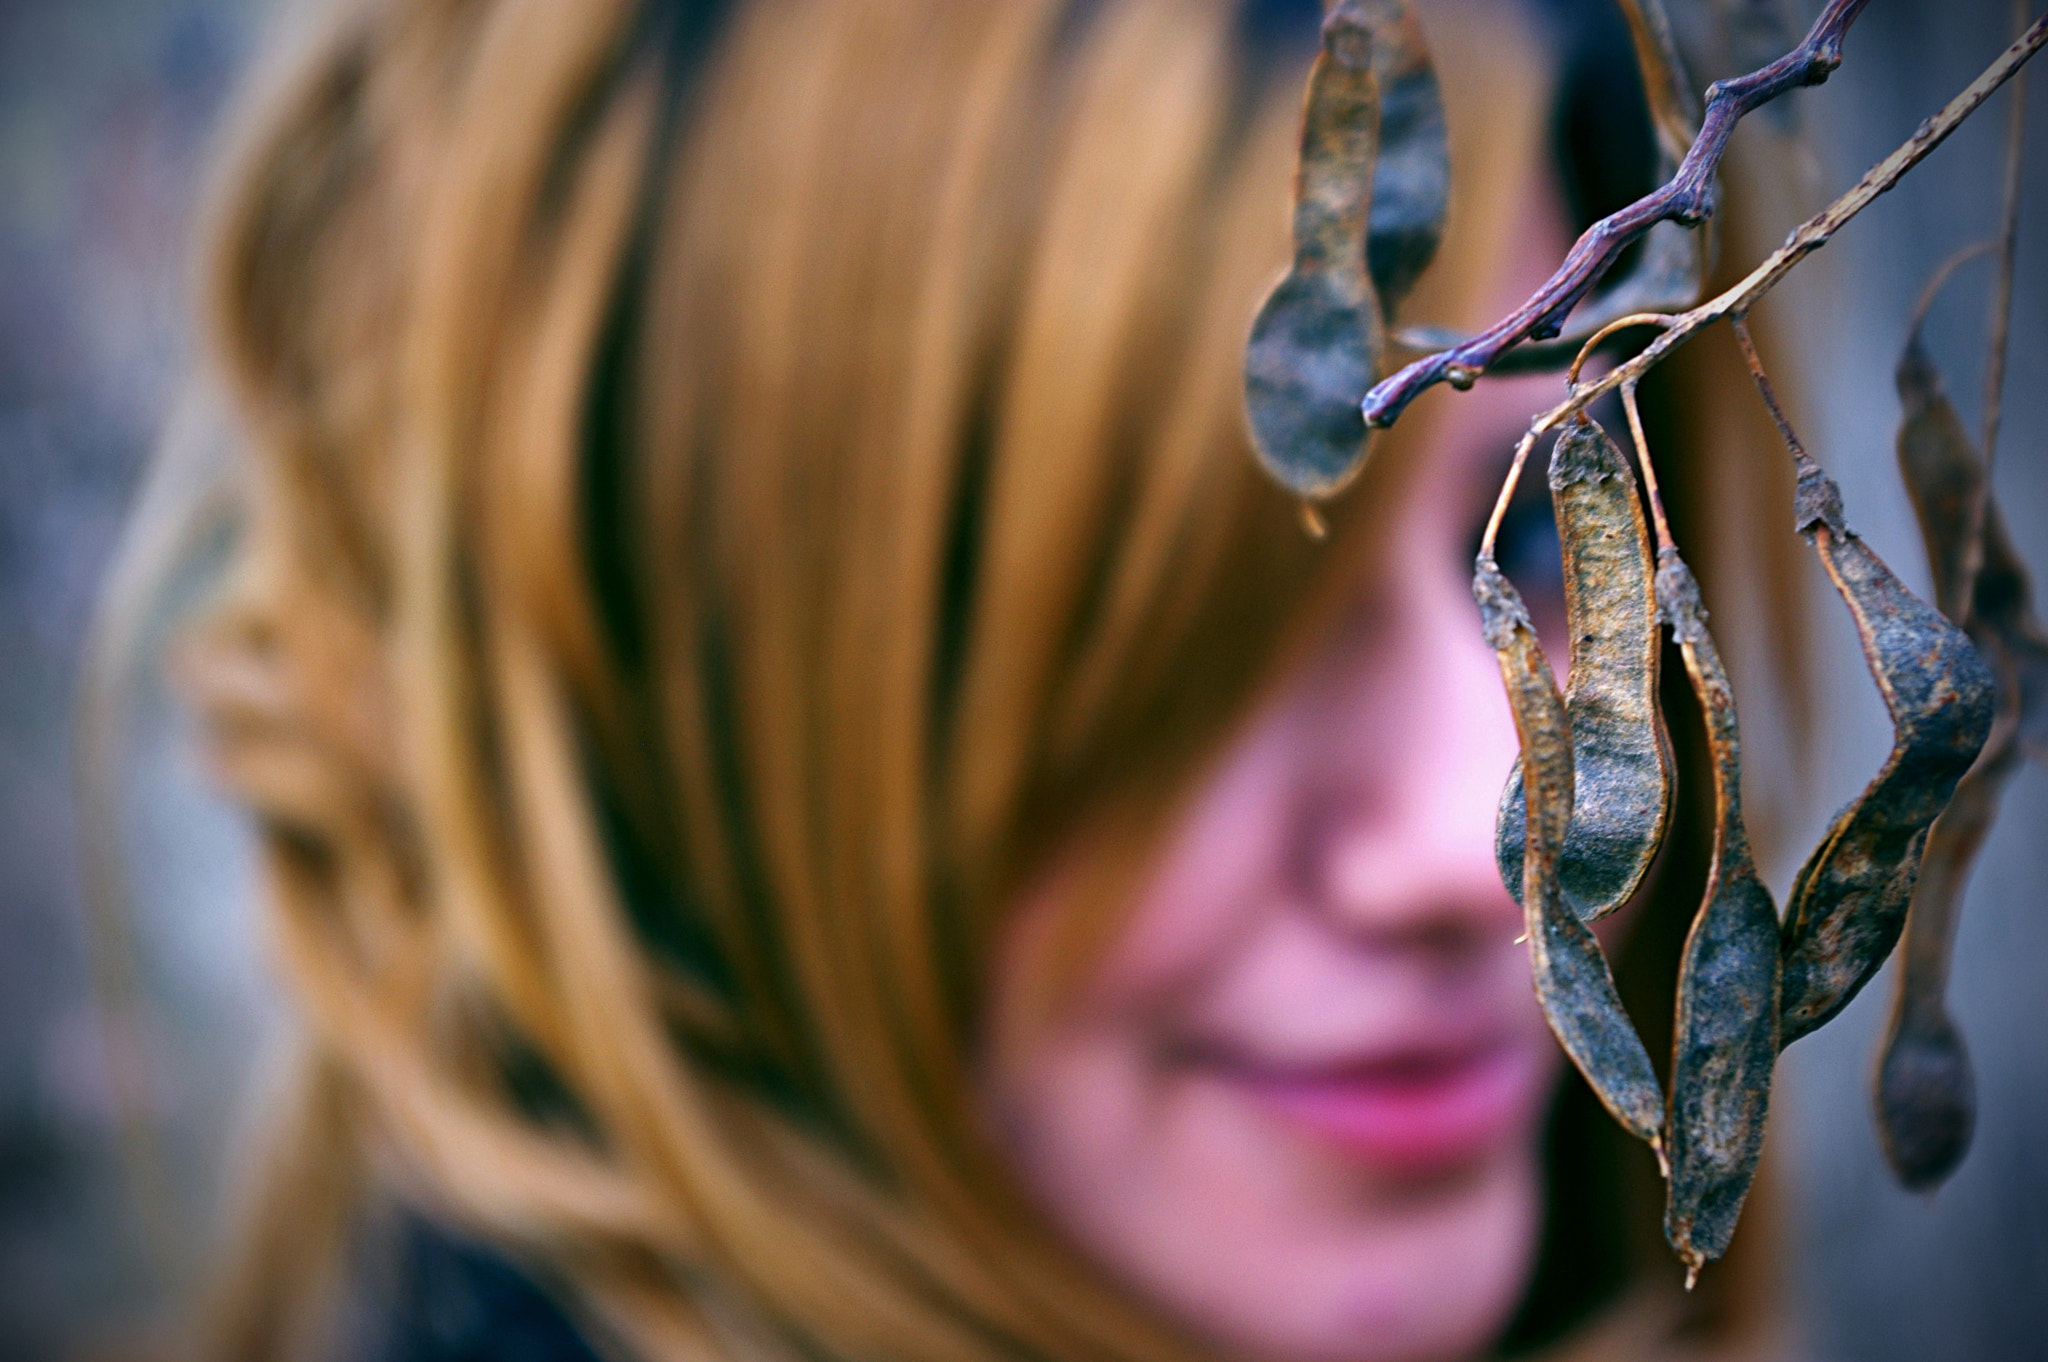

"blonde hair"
[160, 0, 1800, 1357]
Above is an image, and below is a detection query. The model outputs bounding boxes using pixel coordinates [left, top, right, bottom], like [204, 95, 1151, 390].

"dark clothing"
[362, 1219, 606, 1362]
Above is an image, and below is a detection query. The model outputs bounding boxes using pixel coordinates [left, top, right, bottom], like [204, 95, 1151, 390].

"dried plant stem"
[1620, 381, 1675, 552]
[1984, 0, 2032, 473]
[1947, 0, 2038, 636]
[1566, 313, 1679, 386]
[1462, 11, 2048, 477]
[1476, 314, 1674, 563]
[1366, 0, 1875, 425]
[1615, 0, 1700, 153]
[1729, 316, 1809, 464]
[1478, 428, 1542, 563]
[1909, 240, 2000, 337]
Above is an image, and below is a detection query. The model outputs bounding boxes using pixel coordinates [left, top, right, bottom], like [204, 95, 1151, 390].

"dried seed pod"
[1972, 503, 2048, 763]
[1496, 420, 1674, 922]
[1874, 711, 2014, 1189]
[1358, 0, 1447, 314]
[1894, 332, 1983, 624]
[1878, 329, 1992, 1190]
[1777, 465, 1997, 1045]
[1245, 3, 1384, 498]
[1655, 549, 1781, 1283]
[1878, 328, 2047, 1188]
[1894, 325, 2046, 763]
[1617, 0, 1701, 152]
[1872, 504, 2044, 1187]
[1476, 560, 1665, 1146]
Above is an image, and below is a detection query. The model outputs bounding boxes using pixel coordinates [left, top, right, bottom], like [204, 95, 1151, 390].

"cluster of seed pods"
[1242, 0, 2021, 1280]
[1478, 354, 1993, 1281]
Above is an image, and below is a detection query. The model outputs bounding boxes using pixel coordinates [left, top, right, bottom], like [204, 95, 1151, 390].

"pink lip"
[1219, 1038, 1549, 1175]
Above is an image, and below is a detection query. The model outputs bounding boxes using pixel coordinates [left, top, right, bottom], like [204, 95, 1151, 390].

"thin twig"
[1456, 12, 2048, 469]
[1983, 0, 2032, 472]
[1479, 318, 1676, 562]
[1616, 0, 1701, 155]
[1908, 239, 2000, 337]
[1365, 0, 1875, 425]
[1730, 315, 1810, 464]
[1478, 427, 1543, 563]
[1619, 381, 1674, 552]
[1566, 313, 1677, 386]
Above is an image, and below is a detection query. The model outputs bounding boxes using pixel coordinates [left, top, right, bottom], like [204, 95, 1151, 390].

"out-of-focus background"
[1, 2, 272, 1356]
[1775, 4, 2048, 1355]
[0, 1, 2042, 1358]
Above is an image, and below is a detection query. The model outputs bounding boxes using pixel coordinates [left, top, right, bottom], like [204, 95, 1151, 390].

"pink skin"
[983, 201, 1593, 1357]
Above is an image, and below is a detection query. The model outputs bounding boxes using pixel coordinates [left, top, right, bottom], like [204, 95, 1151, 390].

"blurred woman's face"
[983, 207, 1582, 1360]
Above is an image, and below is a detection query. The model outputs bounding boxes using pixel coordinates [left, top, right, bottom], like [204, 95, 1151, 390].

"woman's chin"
[1150, 1065, 1549, 1362]
[1239, 1149, 1543, 1362]
[1000, 1042, 1554, 1362]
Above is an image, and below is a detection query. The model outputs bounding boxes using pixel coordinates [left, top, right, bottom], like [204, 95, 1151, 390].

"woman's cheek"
[986, 954, 1548, 1362]
[1082, 714, 1304, 1012]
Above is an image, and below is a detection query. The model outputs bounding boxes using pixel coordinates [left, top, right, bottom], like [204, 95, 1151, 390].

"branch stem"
[1566, 313, 1676, 385]
[1477, 427, 1542, 563]
[1730, 315, 1809, 465]
[1908, 239, 1999, 337]
[1448, 11, 2048, 470]
[1619, 381, 1674, 552]
[1366, 0, 1875, 426]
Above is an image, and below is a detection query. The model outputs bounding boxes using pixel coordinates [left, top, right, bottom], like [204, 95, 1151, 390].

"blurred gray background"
[1778, 3, 2048, 1357]
[1, 1, 270, 1356]
[0, 0, 2042, 1358]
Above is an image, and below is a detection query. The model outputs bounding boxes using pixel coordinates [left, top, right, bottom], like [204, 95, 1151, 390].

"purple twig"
[1363, 0, 1874, 427]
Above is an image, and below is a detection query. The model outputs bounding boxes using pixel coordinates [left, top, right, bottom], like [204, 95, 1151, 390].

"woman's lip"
[1210, 1038, 1549, 1174]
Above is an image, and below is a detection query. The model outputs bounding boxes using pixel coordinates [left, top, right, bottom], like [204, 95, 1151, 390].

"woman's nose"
[1291, 559, 1527, 952]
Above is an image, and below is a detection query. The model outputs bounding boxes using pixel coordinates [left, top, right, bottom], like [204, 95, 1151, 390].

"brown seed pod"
[1872, 508, 2043, 1188]
[1777, 464, 1997, 1045]
[1654, 549, 1781, 1284]
[1972, 502, 2048, 763]
[1877, 327, 2047, 1189]
[1874, 710, 2013, 1190]
[1244, 2, 1384, 499]
[1877, 328, 1993, 1190]
[1496, 420, 1674, 922]
[1895, 332, 1985, 624]
[1357, 0, 1447, 314]
[1245, 0, 1452, 498]
[1476, 560, 1665, 1146]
